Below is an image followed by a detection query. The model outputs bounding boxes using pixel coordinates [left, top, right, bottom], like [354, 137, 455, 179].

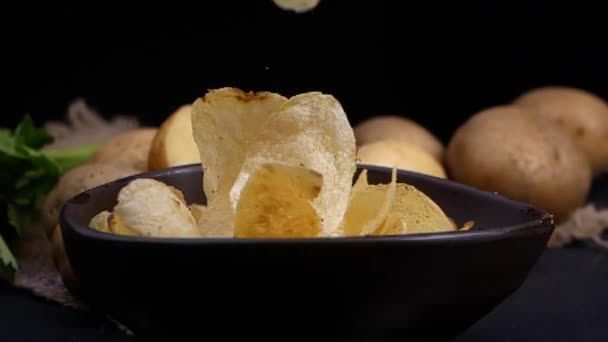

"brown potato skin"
[42, 163, 139, 238]
[446, 105, 591, 223]
[354, 116, 445, 161]
[356, 140, 447, 178]
[90, 128, 157, 172]
[148, 112, 175, 170]
[514, 86, 608, 176]
[51, 225, 82, 298]
[148, 105, 199, 170]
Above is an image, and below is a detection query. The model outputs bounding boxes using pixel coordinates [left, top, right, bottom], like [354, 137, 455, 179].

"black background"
[1, 2, 608, 340]
[3, 1, 608, 144]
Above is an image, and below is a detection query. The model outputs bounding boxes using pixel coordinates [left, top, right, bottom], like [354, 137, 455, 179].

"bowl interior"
[62, 163, 550, 240]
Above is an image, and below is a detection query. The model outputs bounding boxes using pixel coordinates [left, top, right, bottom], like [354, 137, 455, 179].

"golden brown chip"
[89, 211, 112, 232]
[189, 204, 208, 226]
[107, 213, 139, 236]
[88, 211, 139, 236]
[191, 88, 288, 237]
[230, 92, 356, 237]
[389, 183, 454, 234]
[234, 163, 322, 238]
[341, 168, 397, 236]
[375, 212, 408, 235]
[460, 220, 475, 231]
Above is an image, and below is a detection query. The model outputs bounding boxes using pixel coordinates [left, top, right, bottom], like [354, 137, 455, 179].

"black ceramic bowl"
[60, 164, 553, 341]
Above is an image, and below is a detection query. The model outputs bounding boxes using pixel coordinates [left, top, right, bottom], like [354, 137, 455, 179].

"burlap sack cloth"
[9, 99, 608, 332]
[12, 99, 138, 333]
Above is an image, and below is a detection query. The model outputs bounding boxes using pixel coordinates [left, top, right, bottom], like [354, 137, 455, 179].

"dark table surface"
[1, 175, 606, 342]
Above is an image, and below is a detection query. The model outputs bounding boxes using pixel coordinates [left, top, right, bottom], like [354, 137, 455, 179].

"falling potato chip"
[390, 183, 454, 234]
[234, 163, 323, 238]
[191, 87, 288, 237]
[114, 178, 201, 237]
[273, 0, 320, 13]
[230, 92, 356, 237]
[341, 168, 397, 236]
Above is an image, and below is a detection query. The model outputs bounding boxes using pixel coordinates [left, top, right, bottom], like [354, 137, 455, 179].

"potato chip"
[389, 183, 454, 234]
[234, 163, 322, 238]
[89, 211, 139, 236]
[107, 213, 139, 236]
[89, 211, 112, 232]
[375, 212, 408, 235]
[460, 220, 475, 231]
[230, 92, 356, 237]
[341, 168, 397, 236]
[188, 204, 208, 225]
[114, 178, 201, 237]
[448, 217, 475, 231]
[191, 88, 287, 237]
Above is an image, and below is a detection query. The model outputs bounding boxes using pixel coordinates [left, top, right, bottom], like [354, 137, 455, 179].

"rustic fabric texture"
[10, 99, 138, 334]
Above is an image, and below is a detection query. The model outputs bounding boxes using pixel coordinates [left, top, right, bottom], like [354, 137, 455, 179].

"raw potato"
[446, 105, 592, 222]
[90, 128, 158, 171]
[42, 163, 139, 237]
[114, 178, 201, 237]
[148, 105, 201, 170]
[354, 116, 445, 161]
[357, 140, 447, 179]
[51, 225, 81, 298]
[514, 86, 608, 176]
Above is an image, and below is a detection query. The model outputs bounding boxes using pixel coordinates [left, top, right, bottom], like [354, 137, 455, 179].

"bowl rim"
[60, 163, 554, 246]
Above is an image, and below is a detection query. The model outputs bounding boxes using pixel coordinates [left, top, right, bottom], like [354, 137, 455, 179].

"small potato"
[357, 140, 447, 179]
[51, 225, 81, 297]
[42, 163, 139, 238]
[354, 116, 444, 161]
[148, 105, 201, 170]
[446, 105, 591, 222]
[514, 86, 608, 176]
[90, 128, 158, 172]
